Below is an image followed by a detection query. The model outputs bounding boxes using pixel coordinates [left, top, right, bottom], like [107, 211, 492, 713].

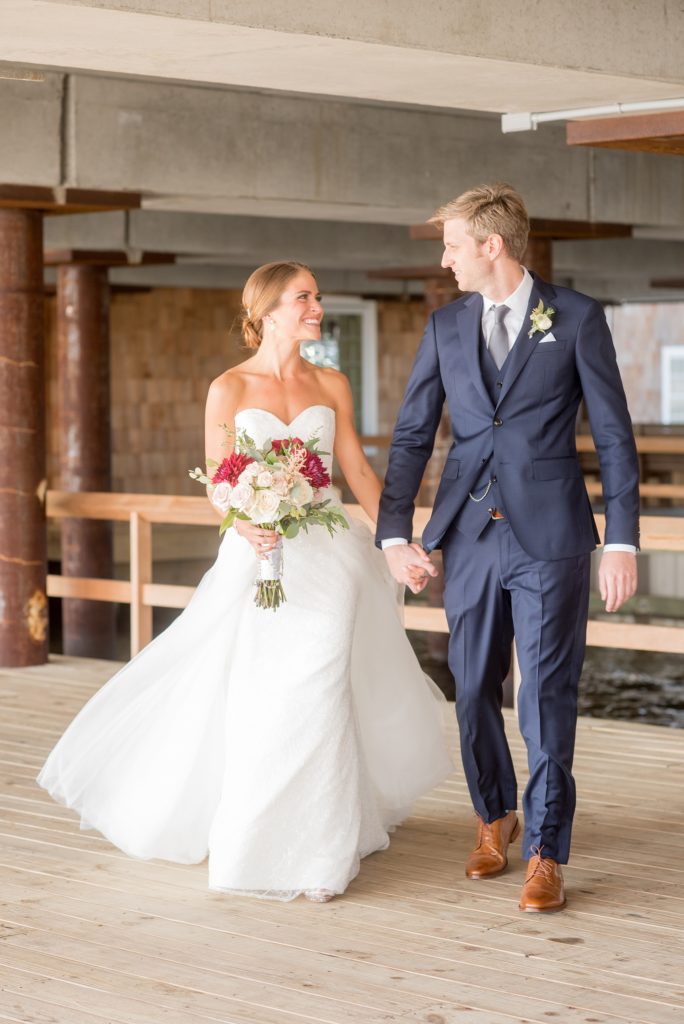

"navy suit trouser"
[441, 516, 591, 863]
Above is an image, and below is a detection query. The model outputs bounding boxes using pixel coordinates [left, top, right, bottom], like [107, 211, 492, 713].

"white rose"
[231, 481, 254, 511]
[271, 472, 290, 497]
[290, 478, 314, 508]
[252, 488, 281, 522]
[256, 469, 274, 488]
[538, 314, 553, 331]
[210, 481, 233, 513]
[240, 463, 260, 481]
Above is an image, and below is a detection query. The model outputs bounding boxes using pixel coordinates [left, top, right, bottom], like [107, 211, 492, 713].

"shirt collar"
[481, 267, 533, 320]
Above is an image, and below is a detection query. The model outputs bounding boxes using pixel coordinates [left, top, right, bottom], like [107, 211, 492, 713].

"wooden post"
[0, 209, 48, 666]
[129, 511, 152, 657]
[56, 263, 116, 659]
[523, 237, 553, 280]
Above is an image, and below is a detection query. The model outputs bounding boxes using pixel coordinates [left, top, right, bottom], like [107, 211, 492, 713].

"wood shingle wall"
[46, 287, 429, 496]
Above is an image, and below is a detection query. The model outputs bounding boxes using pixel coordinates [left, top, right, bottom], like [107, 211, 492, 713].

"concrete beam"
[43, 207, 684, 301]
[43, 261, 422, 297]
[554, 238, 684, 301]
[0, 73, 63, 185]
[24, 74, 682, 228]
[7, 1, 684, 112]
[45, 210, 442, 268]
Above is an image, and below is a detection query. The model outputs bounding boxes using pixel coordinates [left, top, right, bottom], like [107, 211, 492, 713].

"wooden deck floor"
[0, 656, 683, 1024]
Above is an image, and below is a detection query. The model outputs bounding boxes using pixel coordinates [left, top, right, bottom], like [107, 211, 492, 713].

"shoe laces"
[527, 845, 554, 881]
[476, 817, 495, 850]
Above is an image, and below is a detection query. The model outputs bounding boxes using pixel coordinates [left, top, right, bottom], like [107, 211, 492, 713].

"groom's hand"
[384, 543, 438, 594]
[599, 550, 637, 612]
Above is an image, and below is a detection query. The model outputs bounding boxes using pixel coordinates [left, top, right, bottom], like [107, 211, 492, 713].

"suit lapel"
[456, 292, 493, 410]
[495, 274, 557, 409]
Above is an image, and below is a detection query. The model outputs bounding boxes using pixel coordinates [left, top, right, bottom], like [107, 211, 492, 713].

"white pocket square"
[539, 331, 558, 344]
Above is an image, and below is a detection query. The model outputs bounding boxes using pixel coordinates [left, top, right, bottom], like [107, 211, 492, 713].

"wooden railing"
[361, 434, 684, 503]
[46, 490, 684, 660]
[361, 434, 684, 456]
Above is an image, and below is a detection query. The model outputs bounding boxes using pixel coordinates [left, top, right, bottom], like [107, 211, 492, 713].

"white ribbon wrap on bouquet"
[258, 536, 283, 582]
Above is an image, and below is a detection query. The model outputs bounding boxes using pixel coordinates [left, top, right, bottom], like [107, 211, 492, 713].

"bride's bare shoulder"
[312, 366, 353, 407]
[207, 364, 251, 405]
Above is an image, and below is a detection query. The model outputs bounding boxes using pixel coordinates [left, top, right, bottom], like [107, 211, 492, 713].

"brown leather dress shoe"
[519, 851, 566, 912]
[465, 810, 520, 879]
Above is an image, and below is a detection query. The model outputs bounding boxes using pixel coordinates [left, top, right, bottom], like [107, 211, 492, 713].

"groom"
[377, 183, 639, 912]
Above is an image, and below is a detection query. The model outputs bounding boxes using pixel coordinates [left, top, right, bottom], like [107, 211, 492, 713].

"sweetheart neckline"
[233, 404, 336, 430]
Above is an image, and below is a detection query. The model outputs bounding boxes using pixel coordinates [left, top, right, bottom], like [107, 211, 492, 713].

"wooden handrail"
[46, 490, 684, 658]
[362, 433, 684, 458]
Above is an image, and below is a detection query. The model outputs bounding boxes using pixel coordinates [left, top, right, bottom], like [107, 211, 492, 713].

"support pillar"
[0, 209, 48, 666]
[56, 264, 116, 659]
[523, 237, 553, 280]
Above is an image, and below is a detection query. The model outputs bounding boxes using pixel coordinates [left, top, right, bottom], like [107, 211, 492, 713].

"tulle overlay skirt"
[38, 515, 453, 899]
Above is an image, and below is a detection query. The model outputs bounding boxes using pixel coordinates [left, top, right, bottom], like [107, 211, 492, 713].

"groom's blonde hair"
[428, 183, 530, 262]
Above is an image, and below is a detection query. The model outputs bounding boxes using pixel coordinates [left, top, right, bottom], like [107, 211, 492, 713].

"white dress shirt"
[382, 269, 635, 554]
[481, 266, 533, 354]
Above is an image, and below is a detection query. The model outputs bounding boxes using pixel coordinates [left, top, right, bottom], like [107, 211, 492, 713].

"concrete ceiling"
[3, 1, 684, 301]
[3, 0, 683, 115]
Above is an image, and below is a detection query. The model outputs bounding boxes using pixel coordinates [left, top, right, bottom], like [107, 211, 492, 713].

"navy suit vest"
[452, 333, 511, 540]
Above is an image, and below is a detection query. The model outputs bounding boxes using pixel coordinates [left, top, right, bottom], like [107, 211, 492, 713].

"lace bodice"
[234, 404, 336, 476]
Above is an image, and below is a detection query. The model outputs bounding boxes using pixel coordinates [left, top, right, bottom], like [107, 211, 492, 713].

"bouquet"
[190, 428, 348, 610]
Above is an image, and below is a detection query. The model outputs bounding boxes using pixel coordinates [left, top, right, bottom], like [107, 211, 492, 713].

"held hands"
[235, 518, 278, 559]
[599, 550, 637, 612]
[384, 543, 438, 594]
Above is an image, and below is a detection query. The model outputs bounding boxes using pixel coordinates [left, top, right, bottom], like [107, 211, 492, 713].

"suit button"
[491, 475, 497, 483]
[496, 381, 503, 388]
[481, 457, 487, 464]
[494, 417, 503, 427]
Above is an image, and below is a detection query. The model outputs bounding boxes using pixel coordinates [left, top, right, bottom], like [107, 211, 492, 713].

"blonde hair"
[240, 261, 314, 349]
[428, 183, 530, 261]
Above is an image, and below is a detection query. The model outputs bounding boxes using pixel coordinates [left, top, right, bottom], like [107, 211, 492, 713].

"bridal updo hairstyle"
[240, 260, 315, 349]
[428, 182, 530, 262]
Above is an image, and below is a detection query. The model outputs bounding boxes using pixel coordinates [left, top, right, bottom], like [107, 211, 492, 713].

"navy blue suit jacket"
[376, 273, 640, 561]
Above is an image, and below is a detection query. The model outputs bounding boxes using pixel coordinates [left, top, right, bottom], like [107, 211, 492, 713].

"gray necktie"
[488, 304, 510, 370]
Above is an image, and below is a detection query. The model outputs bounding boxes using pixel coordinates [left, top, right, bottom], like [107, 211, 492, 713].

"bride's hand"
[234, 519, 279, 558]
[384, 543, 438, 594]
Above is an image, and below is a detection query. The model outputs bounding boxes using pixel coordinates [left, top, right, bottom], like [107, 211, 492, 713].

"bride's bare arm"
[204, 372, 241, 472]
[203, 373, 277, 554]
[329, 374, 383, 524]
[329, 372, 436, 593]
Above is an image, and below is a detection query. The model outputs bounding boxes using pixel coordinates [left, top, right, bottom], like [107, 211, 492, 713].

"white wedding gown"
[38, 405, 453, 899]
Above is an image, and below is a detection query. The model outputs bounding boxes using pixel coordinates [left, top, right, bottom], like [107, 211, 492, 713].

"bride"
[38, 260, 453, 902]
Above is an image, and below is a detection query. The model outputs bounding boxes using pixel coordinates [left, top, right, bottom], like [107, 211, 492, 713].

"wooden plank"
[402, 606, 684, 654]
[47, 490, 218, 526]
[577, 434, 684, 455]
[2, 654, 684, 1023]
[46, 575, 131, 603]
[567, 111, 684, 156]
[586, 480, 684, 500]
[142, 582, 195, 609]
[129, 512, 152, 656]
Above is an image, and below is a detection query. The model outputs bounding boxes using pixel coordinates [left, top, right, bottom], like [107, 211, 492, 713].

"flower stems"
[254, 580, 286, 611]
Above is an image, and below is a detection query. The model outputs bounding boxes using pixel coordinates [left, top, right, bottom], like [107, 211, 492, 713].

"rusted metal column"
[0, 209, 48, 666]
[56, 264, 116, 659]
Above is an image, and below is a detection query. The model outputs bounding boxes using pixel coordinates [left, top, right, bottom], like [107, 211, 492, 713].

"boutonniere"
[528, 299, 555, 338]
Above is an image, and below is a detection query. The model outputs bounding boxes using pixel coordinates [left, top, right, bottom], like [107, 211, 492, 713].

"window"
[661, 346, 684, 423]
[300, 297, 378, 435]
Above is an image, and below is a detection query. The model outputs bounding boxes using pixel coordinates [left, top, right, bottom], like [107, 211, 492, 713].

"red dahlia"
[212, 452, 255, 486]
[301, 450, 330, 489]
